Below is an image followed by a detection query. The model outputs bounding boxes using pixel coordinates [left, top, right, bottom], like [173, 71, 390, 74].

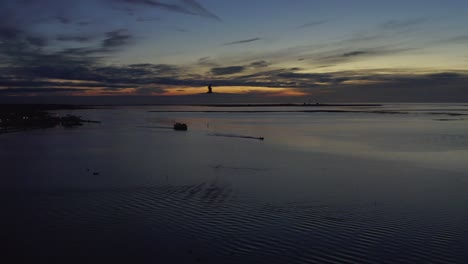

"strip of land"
[204, 103, 382, 107]
[0, 104, 99, 134]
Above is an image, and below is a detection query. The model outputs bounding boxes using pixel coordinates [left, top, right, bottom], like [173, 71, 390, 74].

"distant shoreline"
[204, 103, 382, 107]
[0, 103, 381, 108]
[148, 109, 409, 114]
[2, 102, 467, 108]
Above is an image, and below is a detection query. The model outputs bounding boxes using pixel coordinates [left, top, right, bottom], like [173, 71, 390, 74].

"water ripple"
[7, 183, 468, 263]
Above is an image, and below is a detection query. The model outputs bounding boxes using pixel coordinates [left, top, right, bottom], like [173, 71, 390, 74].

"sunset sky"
[1, 0, 468, 103]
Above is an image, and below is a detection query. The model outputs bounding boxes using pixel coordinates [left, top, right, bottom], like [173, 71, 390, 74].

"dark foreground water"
[2, 104, 468, 263]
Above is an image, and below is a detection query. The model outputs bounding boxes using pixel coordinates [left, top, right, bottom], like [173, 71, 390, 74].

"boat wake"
[208, 133, 264, 141]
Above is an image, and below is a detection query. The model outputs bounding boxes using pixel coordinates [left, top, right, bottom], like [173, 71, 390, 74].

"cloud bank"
[1, 1, 467, 102]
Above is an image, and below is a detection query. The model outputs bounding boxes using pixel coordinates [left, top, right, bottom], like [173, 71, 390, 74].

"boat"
[173, 123, 188, 131]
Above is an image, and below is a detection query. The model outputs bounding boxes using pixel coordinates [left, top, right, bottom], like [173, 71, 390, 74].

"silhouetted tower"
[207, 83, 213, 93]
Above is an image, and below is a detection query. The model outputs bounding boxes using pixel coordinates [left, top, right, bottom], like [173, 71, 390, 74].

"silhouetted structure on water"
[207, 83, 213, 93]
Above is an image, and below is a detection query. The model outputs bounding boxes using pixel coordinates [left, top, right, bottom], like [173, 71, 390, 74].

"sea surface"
[2, 103, 468, 263]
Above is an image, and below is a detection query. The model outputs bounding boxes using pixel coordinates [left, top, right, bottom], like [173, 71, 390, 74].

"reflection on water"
[2, 104, 468, 263]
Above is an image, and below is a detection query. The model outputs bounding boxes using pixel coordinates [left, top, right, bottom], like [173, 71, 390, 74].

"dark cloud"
[222, 34, 396, 68]
[223, 38, 261, 45]
[180, 0, 222, 21]
[0, 88, 89, 94]
[118, 0, 222, 21]
[314, 47, 412, 64]
[56, 16, 71, 25]
[276, 72, 336, 83]
[276, 72, 328, 79]
[202, 68, 334, 88]
[26, 36, 47, 47]
[1, 55, 195, 91]
[0, 0, 466, 103]
[0, 26, 22, 40]
[342, 51, 368, 57]
[300, 71, 468, 102]
[196, 56, 218, 67]
[128, 63, 182, 76]
[17, 64, 97, 82]
[0, 79, 128, 89]
[0, 32, 97, 70]
[102, 30, 132, 48]
[249, 60, 270, 68]
[297, 20, 326, 29]
[427, 72, 461, 79]
[2, 50, 468, 102]
[56, 35, 94, 42]
[211, 66, 245, 76]
[119, 0, 190, 14]
[91, 66, 153, 82]
[0, 0, 221, 73]
[58, 47, 104, 56]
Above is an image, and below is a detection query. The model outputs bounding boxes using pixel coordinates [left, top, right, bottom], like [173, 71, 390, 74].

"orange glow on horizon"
[2, 85, 307, 97]
[43, 78, 103, 84]
[79, 88, 137, 96]
[163, 86, 307, 96]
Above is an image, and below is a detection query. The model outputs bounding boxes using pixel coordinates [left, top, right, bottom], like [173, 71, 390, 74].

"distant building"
[207, 83, 213, 93]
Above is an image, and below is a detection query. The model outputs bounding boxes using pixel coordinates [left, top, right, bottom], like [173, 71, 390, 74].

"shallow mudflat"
[2, 104, 468, 263]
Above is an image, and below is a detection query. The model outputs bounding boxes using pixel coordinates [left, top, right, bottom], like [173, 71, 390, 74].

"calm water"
[2, 104, 468, 263]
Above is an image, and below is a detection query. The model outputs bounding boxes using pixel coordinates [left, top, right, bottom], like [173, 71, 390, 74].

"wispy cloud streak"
[297, 20, 326, 29]
[180, 0, 222, 21]
[223, 38, 261, 45]
[379, 18, 428, 30]
[118, 0, 222, 21]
